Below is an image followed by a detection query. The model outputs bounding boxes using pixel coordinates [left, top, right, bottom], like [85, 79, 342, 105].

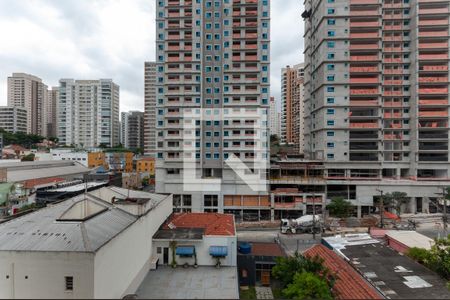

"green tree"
[327, 197, 352, 218]
[384, 191, 408, 216]
[272, 252, 330, 287]
[282, 272, 333, 300]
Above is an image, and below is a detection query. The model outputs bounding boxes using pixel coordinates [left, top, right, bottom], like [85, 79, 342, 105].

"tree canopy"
[0, 129, 45, 148]
[327, 197, 352, 219]
[282, 272, 333, 300]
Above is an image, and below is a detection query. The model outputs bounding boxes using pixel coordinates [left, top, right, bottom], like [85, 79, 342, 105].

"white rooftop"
[0, 194, 137, 252]
[386, 230, 435, 250]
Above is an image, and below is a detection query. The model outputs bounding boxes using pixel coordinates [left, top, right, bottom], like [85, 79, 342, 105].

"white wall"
[93, 194, 172, 298]
[153, 235, 237, 267]
[0, 251, 94, 299]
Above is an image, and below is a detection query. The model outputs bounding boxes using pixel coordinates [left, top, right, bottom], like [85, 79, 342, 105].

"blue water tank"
[238, 242, 252, 254]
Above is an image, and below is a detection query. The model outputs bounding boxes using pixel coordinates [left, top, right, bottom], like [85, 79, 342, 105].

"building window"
[204, 195, 218, 207]
[65, 276, 73, 291]
[157, 247, 162, 254]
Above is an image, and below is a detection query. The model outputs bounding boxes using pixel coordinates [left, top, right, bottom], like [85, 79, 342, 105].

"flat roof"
[0, 194, 137, 252]
[341, 243, 450, 299]
[386, 231, 435, 250]
[135, 266, 239, 299]
[1, 161, 90, 182]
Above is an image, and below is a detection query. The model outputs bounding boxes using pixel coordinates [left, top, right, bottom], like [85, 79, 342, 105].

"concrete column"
[407, 197, 416, 214]
[357, 205, 362, 219]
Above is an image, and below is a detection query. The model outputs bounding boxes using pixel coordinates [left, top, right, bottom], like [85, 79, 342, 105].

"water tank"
[238, 242, 252, 254]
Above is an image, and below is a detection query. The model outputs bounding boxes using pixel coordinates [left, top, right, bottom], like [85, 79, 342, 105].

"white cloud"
[0, 0, 303, 113]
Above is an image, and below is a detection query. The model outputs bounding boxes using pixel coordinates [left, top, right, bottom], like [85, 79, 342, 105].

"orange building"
[87, 152, 107, 169]
[136, 157, 155, 176]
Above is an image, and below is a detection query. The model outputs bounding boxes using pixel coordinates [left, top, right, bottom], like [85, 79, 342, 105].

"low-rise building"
[152, 213, 237, 267]
[385, 230, 435, 254]
[136, 157, 155, 176]
[237, 242, 285, 287]
[2, 145, 29, 159]
[49, 149, 106, 169]
[323, 234, 450, 299]
[304, 244, 382, 299]
[0, 187, 173, 299]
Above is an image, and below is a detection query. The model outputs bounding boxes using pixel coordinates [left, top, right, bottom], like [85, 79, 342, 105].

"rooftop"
[385, 231, 435, 250]
[304, 245, 382, 300]
[135, 266, 239, 299]
[1, 160, 90, 182]
[341, 243, 450, 299]
[0, 194, 137, 252]
[23, 177, 65, 189]
[162, 213, 235, 236]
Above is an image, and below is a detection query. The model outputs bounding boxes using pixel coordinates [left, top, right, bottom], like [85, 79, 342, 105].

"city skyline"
[0, 0, 303, 113]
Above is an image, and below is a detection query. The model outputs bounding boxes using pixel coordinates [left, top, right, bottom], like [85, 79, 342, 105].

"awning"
[210, 246, 228, 257]
[176, 246, 195, 256]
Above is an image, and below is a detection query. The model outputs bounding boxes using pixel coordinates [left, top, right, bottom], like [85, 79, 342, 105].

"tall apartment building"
[269, 97, 281, 137]
[155, 0, 271, 216]
[121, 111, 145, 149]
[57, 79, 120, 148]
[46, 87, 59, 138]
[304, 0, 450, 177]
[0, 106, 28, 133]
[281, 64, 305, 152]
[7, 73, 48, 136]
[144, 62, 157, 156]
[301, 0, 450, 213]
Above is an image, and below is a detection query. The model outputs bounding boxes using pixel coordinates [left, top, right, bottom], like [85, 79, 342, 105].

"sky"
[0, 0, 304, 113]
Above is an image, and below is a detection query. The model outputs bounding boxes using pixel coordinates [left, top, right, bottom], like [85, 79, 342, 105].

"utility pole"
[435, 187, 448, 233]
[312, 184, 316, 240]
[376, 188, 384, 228]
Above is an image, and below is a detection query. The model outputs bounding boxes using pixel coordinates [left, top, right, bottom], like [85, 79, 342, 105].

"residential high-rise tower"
[155, 0, 271, 218]
[144, 62, 157, 156]
[121, 111, 145, 150]
[57, 79, 120, 148]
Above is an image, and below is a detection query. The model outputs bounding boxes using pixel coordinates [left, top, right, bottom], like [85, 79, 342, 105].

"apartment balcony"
[167, 35, 181, 40]
[350, 121, 379, 128]
[419, 7, 450, 15]
[419, 120, 448, 128]
[383, 36, 404, 41]
[350, 142, 379, 150]
[419, 99, 449, 105]
[383, 90, 403, 96]
[384, 47, 403, 52]
[384, 25, 403, 31]
[419, 131, 449, 139]
[384, 69, 406, 75]
[419, 54, 449, 61]
[350, 20, 381, 28]
[349, 153, 379, 162]
[384, 80, 403, 85]
[350, 0, 379, 4]
[384, 112, 402, 118]
[384, 133, 403, 140]
[419, 42, 449, 49]
[350, 44, 379, 50]
[384, 58, 403, 63]
[418, 110, 448, 117]
[419, 19, 449, 26]
[420, 65, 449, 73]
[350, 66, 379, 73]
[420, 142, 448, 151]
[384, 101, 403, 107]
[418, 153, 448, 162]
[419, 76, 449, 83]
[350, 88, 379, 95]
[350, 10, 380, 16]
[350, 55, 380, 61]
[350, 32, 380, 39]
[350, 100, 379, 106]
[419, 31, 449, 38]
[419, 87, 449, 94]
[350, 77, 379, 84]
[350, 131, 379, 139]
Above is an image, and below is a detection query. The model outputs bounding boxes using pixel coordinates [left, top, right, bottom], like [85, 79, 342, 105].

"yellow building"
[106, 152, 134, 173]
[87, 152, 107, 169]
[136, 157, 155, 176]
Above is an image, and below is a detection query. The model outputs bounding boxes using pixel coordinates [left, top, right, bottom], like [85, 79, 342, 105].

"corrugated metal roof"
[0, 194, 137, 252]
